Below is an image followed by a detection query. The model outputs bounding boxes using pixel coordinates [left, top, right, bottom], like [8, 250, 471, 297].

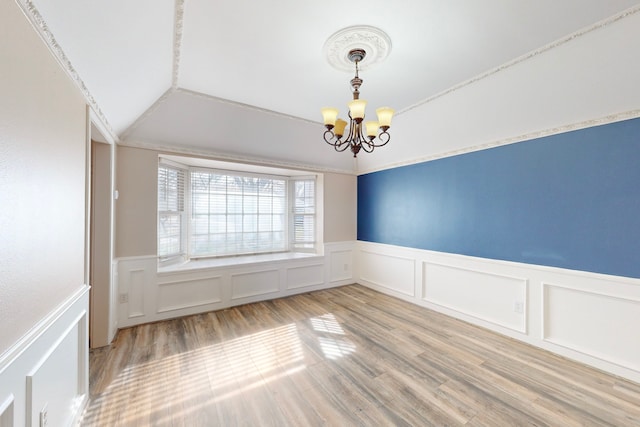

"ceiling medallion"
[323, 25, 392, 72]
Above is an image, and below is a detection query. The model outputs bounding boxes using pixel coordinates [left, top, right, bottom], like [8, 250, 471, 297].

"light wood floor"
[82, 284, 640, 426]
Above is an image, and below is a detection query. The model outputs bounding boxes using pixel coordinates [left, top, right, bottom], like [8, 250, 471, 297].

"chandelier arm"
[324, 129, 352, 152]
[323, 129, 338, 145]
[334, 140, 351, 152]
[370, 129, 391, 147]
[360, 136, 376, 153]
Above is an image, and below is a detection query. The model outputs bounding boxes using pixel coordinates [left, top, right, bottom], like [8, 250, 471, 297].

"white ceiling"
[28, 0, 640, 172]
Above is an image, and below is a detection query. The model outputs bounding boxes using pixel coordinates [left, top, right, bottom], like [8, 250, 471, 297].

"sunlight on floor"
[310, 313, 346, 335]
[310, 313, 357, 360]
[83, 311, 363, 425]
[83, 322, 307, 425]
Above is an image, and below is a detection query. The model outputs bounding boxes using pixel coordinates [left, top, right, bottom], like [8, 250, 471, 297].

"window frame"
[290, 176, 317, 252]
[157, 160, 187, 265]
[157, 156, 317, 265]
[187, 166, 290, 258]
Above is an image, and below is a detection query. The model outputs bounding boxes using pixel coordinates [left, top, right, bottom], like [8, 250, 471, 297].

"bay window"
[158, 156, 316, 264]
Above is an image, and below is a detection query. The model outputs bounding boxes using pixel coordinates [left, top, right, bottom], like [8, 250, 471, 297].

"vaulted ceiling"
[27, 0, 640, 172]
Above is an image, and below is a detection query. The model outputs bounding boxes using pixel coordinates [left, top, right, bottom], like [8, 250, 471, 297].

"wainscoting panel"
[116, 242, 356, 328]
[543, 283, 640, 372]
[0, 394, 14, 426]
[329, 249, 353, 283]
[231, 269, 280, 300]
[26, 317, 83, 427]
[423, 261, 527, 333]
[286, 264, 324, 290]
[0, 286, 89, 427]
[127, 269, 145, 318]
[359, 249, 416, 296]
[355, 241, 640, 384]
[157, 276, 223, 314]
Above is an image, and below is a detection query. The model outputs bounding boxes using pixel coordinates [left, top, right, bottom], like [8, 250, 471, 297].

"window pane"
[184, 168, 310, 257]
[158, 165, 185, 258]
[273, 196, 285, 213]
[292, 179, 315, 250]
[228, 195, 242, 214]
[210, 193, 226, 213]
[258, 196, 272, 214]
[192, 214, 210, 235]
[258, 214, 272, 231]
[273, 214, 285, 232]
[243, 177, 258, 195]
[211, 215, 226, 233]
[228, 214, 242, 232]
[273, 180, 285, 197]
[243, 214, 257, 232]
[244, 195, 257, 214]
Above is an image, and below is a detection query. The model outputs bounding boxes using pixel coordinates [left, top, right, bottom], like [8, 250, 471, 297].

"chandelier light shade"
[321, 48, 395, 157]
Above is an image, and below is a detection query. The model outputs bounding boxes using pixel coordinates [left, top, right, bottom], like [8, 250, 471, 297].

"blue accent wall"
[358, 117, 640, 278]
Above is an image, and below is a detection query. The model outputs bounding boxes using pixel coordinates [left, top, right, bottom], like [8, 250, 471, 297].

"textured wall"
[323, 172, 357, 243]
[115, 146, 158, 258]
[115, 146, 357, 258]
[358, 117, 640, 278]
[0, 0, 87, 354]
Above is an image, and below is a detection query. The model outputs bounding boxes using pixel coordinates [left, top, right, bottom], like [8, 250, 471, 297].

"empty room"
[1, 0, 640, 425]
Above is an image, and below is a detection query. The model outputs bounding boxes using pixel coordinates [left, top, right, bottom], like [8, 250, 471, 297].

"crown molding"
[358, 109, 640, 175]
[172, 0, 185, 88]
[16, 0, 119, 143]
[118, 138, 357, 175]
[397, 5, 640, 119]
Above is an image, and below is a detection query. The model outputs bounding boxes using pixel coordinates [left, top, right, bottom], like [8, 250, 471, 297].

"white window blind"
[158, 164, 185, 259]
[190, 170, 287, 257]
[292, 179, 315, 250]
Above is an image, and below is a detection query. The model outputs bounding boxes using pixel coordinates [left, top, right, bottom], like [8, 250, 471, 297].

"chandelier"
[321, 48, 395, 157]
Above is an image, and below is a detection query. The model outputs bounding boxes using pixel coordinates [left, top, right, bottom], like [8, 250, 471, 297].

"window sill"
[157, 252, 322, 275]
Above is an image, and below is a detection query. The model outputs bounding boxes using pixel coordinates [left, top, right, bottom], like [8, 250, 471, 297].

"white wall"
[0, 0, 89, 424]
[356, 241, 640, 383]
[356, 7, 640, 174]
[0, 0, 87, 354]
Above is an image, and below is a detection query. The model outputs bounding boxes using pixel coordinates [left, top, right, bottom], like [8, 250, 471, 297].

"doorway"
[89, 139, 115, 348]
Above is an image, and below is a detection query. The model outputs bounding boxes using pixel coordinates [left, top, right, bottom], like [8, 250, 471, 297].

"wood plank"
[81, 284, 640, 426]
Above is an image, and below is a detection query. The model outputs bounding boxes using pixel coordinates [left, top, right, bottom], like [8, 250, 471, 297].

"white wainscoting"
[543, 282, 640, 373]
[355, 241, 640, 384]
[359, 248, 416, 296]
[231, 269, 280, 300]
[0, 286, 89, 427]
[116, 242, 355, 328]
[157, 276, 223, 314]
[423, 261, 528, 333]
